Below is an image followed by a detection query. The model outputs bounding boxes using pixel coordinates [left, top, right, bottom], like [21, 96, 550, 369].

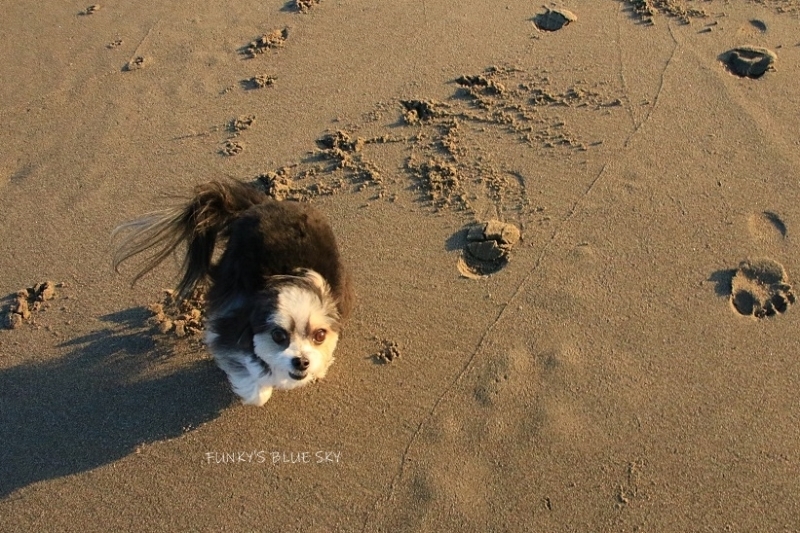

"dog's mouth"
[289, 372, 307, 381]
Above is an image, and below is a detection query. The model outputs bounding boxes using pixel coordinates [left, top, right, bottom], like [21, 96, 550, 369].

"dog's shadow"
[0, 307, 233, 498]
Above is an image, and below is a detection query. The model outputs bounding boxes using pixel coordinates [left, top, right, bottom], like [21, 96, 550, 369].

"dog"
[113, 180, 353, 406]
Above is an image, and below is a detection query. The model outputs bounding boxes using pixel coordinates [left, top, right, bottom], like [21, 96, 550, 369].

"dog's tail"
[113, 180, 267, 299]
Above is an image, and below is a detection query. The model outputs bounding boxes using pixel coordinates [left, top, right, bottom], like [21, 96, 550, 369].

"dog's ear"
[334, 269, 354, 322]
[210, 302, 257, 353]
[293, 268, 331, 297]
[249, 290, 280, 335]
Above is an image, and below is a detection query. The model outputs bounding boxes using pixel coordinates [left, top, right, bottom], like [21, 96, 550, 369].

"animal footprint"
[748, 211, 786, 242]
[123, 56, 148, 71]
[720, 46, 777, 79]
[457, 220, 521, 278]
[221, 140, 244, 156]
[730, 258, 795, 318]
[533, 7, 577, 31]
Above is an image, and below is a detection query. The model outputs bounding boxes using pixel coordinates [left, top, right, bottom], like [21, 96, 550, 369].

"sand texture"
[2, 0, 800, 531]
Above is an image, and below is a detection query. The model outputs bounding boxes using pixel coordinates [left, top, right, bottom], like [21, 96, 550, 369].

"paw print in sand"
[730, 258, 795, 318]
[533, 7, 577, 31]
[457, 220, 521, 278]
[720, 46, 776, 79]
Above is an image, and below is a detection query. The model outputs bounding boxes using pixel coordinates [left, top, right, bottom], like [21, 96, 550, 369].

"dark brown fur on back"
[209, 199, 353, 320]
[113, 180, 353, 321]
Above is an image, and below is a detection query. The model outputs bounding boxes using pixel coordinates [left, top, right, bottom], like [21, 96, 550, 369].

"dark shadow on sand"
[0, 307, 232, 499]
[280, 1, 298, 12]
[709, 268, 736, 297]
[445, 226, 470, 252]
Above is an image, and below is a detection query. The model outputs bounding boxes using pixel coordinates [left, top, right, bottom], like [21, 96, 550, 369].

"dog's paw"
[245, 386, 273, 407]
[231, 379, 273, 406]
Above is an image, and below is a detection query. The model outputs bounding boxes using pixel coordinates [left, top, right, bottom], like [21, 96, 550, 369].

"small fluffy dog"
[113, 180, 352, 406]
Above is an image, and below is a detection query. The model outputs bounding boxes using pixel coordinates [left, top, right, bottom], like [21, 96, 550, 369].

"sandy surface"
[2, 0, 800, 530]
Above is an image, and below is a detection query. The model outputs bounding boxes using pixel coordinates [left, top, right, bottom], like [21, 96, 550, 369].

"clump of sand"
[123, 56, 149, 71]
[3, 281, 61, 329]
[455, 75, 506, 97]
[230, 115, 256, 134]
[295, 0, 322, 13]
[624, 0, 708, 24]
[400, 99, 448, 125]
[406, 158, 467, 211]
[371, 339, 402, 364]
[147, 288, 205, 338]
[240, 28, 289, 58]
[316, 130, 383, 186]
[241, 74, 277, 90]
[82, 4, 101, 16]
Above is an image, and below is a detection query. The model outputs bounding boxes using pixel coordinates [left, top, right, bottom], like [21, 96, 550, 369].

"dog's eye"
[312, 329, 327, 344]
[271, 328, 288, 345]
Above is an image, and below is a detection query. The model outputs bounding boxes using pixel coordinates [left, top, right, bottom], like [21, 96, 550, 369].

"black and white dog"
[114, 180, 353, 406]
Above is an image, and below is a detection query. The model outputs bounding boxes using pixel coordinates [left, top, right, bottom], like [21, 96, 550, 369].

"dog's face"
[251, 270, 341, 390]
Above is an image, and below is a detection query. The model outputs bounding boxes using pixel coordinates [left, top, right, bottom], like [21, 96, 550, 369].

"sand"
[2, 0, 800, 530]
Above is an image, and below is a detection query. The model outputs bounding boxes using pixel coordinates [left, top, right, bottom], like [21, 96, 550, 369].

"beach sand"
[2, 0, 800, 530]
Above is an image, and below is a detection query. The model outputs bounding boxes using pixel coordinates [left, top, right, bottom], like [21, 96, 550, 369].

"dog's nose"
[291, 356, 310, 371]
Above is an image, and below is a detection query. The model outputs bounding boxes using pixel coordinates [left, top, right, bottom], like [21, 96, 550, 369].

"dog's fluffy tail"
[113, 180, 267, 299]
